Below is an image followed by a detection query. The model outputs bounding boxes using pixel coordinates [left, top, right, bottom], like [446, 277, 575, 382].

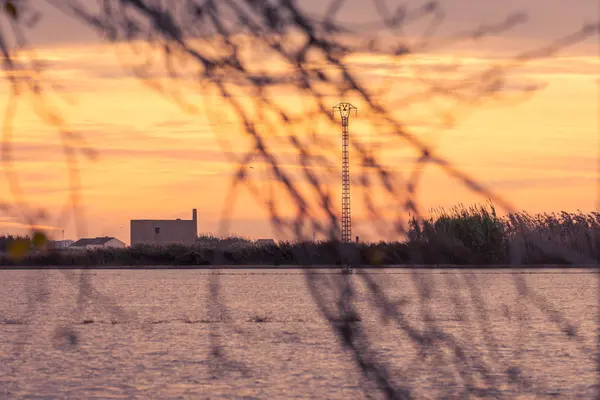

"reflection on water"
[0, 269, 598, 399]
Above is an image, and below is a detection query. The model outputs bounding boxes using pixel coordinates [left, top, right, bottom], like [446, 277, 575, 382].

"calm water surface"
[0, 268, 598, 399]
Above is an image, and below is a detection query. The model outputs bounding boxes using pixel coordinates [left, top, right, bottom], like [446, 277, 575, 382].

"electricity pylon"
[333, 102, 357, 244]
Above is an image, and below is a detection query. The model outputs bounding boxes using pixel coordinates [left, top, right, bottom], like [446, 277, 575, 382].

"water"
[0, 268, 598, 399]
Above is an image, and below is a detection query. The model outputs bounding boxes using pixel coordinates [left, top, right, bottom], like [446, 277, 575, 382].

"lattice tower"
[333, 103, 357, 243]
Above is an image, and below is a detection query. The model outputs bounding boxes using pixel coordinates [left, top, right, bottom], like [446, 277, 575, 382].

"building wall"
[69, 238, 126, 250]
[68, 246, 87, 251]
[49, 240, 74, 249]
[105, 238, 126, 249]
[130, 219, 197, 246]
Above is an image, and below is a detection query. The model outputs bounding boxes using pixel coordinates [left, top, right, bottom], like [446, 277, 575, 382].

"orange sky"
[0, 2, 598, 243]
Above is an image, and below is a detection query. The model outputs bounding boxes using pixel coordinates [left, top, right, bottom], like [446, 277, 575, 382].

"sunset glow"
[0, 1, 597, 243]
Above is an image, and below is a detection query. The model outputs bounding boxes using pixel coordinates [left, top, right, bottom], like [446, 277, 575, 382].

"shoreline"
[1, 264, 599, 270]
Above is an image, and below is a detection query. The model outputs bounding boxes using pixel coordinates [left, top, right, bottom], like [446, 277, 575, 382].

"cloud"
[153, 119, 196, 128]
[485, 175, 595, 189]
[463, 155, 598, 175]
[0, 215, 63, 231]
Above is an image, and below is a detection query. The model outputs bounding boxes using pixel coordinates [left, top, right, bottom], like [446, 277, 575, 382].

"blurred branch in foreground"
[40, 0, 599, 262]
[0, 1, 598, 399]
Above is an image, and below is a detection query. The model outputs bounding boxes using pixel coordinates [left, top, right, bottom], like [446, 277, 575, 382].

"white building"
[69, 237, 126, 250]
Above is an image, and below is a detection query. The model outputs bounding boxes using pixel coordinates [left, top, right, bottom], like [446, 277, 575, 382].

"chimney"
[192, 209, 198, 238]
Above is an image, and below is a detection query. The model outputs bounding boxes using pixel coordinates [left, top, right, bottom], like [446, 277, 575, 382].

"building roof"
[70, 237, 117, 247]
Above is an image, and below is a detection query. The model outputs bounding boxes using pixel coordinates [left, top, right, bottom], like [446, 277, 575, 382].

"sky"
[0, 0, 598, 243]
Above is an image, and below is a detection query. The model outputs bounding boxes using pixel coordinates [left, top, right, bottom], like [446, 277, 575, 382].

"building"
[256, 239, 276, 246]
[130, 209, 198, 247]
[69, 237, 126, 250]
[48, 240, 74, 249]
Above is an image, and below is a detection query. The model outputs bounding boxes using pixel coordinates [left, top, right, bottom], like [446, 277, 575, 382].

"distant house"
[69, 237, 126, 250]
[130, 209, 198, 247]
[256, 239, 276, 246]
[48, 240, 74, 249]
